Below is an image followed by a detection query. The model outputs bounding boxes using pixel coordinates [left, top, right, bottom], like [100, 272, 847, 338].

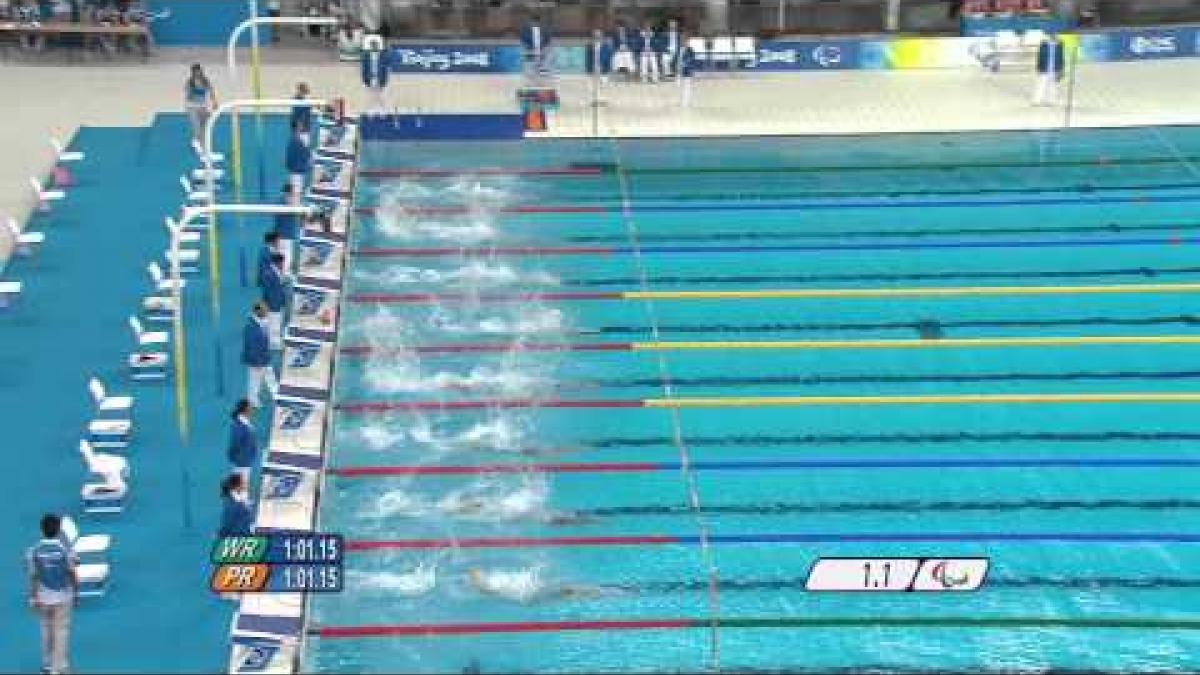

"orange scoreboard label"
[210, 564, 271, 592]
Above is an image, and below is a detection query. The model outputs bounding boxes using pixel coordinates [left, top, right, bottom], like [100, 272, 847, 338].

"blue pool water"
[307, 127, 1200, 673]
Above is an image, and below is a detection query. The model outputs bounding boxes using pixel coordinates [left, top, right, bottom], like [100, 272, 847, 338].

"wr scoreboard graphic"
[210, 533, 344, 593]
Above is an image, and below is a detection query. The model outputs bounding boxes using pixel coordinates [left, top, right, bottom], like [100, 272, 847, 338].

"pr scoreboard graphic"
[210, 534, 344, 593]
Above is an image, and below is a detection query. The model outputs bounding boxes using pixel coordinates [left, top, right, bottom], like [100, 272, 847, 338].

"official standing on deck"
[27, 514, 78, 675]
[285, 122, 312, 196]
[227, 399, 259, 482]
[261, 252, 290, 351]
[1033, 33, 1067, 106]
[242, 301, 277, 406]
[360, 35, 391, 113]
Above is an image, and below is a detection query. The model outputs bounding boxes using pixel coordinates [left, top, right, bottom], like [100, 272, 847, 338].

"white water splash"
[353, 562, 438, 597]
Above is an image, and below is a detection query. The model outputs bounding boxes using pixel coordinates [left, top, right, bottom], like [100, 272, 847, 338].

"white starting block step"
[129, 352, 168, 380]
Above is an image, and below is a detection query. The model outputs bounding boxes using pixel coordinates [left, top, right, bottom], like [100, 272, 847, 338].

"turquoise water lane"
[306, 127, 1200, 673]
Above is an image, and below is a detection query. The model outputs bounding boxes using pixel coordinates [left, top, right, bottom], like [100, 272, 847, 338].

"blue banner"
[754, 40, 863, 71]
[1110, 26, 1200, 61]
[388, 44, 523, 73]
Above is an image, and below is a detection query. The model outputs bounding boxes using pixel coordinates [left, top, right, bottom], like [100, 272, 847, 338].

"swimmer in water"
[465, 567, 611, 604]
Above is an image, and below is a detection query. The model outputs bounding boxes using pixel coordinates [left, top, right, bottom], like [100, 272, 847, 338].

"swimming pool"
[306, 127, 1200, 673]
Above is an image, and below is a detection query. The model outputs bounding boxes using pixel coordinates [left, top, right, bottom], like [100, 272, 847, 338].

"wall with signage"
[381, 24, 1200, 75]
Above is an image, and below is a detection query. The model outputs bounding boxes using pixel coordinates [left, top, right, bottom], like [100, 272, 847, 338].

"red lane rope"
[339, 342, 632, 355]
[359, 166, 603, 178]
[347, 291, 623, 303]
[335, 399, 644, 412]
[346, 535, 679, 550]
[353, 246, 615, 257]
[329, 462, 659, 477]
[315, 618, 693, 637]
[355, 205, 607, 216]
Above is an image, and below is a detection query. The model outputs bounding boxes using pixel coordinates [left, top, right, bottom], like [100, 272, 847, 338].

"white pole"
[202, 98, 330, 225]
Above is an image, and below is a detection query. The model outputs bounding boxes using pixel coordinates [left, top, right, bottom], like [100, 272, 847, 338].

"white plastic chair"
[5, 217, 44, 255]
[30, 176, 65, 205]
[191, 138, 225, 164]
[79, 439, 129, 483]
[191, 166, 226, 182]
[88, 377, 133, 415]
[59, 515, 111, 556]
[147, 261, 185, 292]
[167, 215, 208, 234]
[179, 175, 212, 204]
[165, 217, 201, 245]
[128, 315, 169, 347]
[58, 516, 110, 595]
[50, 137, 84, 163]
[0, 281, 21, 307]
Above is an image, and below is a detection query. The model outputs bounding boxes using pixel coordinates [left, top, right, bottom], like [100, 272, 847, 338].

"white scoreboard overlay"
[805, 557, 990, 592]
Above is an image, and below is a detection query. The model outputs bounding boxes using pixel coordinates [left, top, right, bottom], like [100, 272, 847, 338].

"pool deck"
[3, 48, 1200, 259]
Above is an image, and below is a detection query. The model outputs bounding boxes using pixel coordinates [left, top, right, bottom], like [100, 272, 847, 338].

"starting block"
[129, 352, 168, 381]
[87, 418, 131, 449]
[82, 482, 127, 514]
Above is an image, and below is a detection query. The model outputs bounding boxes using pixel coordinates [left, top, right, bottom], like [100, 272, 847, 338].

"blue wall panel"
[360, 115, 526, 141]
[146, 0, 269, 46]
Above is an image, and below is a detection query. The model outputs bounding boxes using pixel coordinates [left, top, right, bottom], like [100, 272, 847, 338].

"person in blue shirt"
[360, 34, 390, 113]
[588, 29, 614, 85]
[218, 473, 255, 536]
[242, 301, 276, 407]
[628, 24, 648, 81]
[678, 39, 698, 107]
[1033, 33, 1067, 106]
[658, 19, 681, 78]
[285, 121, 312, 196]
[519, 16, 551, 73]
[610, 22, 635, 80]
[257, 231, 281, 291]
[27, 514, 78, 675]
[637, 23, 658, 83]
[261, 253, 290, 350]
[227, 399, 259, 482]
[274, 183, 300, 271]
[289, 82, 313, 140]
